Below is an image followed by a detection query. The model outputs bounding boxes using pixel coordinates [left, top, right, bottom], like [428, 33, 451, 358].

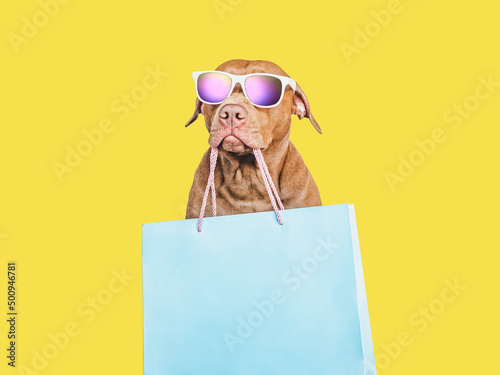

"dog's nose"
[219, 104, 247, 128]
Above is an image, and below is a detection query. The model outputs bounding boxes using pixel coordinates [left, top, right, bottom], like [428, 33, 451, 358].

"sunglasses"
[192, 71, 296, 108]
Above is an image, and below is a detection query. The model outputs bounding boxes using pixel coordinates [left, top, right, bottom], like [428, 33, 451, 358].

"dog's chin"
[220, 135, 252, 154]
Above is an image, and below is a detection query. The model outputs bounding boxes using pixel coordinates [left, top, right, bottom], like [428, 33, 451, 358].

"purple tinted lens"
[197, 73, 231, 103]
[245, 75, 282, 106]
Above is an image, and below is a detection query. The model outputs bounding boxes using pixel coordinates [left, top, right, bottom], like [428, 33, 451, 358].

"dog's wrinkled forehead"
[215, 59, 290, 77]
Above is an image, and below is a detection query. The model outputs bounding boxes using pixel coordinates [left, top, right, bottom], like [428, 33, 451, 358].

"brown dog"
[185, 59, 322, 219]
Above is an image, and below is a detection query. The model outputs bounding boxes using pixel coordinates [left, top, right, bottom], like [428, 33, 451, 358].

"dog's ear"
[185, 98, 203, 127]
[292, 84, 322, 134]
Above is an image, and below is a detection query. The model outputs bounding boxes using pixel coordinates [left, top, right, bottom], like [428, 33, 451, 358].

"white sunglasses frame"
[192, 71, 297, 108]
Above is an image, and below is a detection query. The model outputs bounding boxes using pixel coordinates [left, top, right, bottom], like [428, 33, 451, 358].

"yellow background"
[1, 0, 499, 373]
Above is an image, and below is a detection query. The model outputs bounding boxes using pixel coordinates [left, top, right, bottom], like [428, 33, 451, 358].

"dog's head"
[185, 59, 321, 155]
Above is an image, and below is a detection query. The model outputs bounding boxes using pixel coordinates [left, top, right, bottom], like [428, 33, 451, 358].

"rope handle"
[197, 148, 284, 232]
[197, 148, 218, 232]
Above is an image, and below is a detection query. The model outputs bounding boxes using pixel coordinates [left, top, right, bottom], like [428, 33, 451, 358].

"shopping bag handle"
[197, 148, 284, 232]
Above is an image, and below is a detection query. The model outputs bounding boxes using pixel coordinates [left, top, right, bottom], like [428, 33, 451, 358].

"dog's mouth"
[220, 135, 252, 154]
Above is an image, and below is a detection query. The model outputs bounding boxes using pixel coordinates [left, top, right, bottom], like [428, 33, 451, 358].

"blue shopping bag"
[142, 204, 376, 375]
